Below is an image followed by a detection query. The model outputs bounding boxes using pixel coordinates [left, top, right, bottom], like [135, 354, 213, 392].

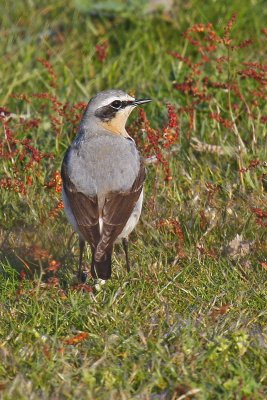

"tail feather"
[91, 251, 112, 280]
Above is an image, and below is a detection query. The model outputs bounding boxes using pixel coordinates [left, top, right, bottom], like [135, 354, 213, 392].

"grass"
[1, 0, 267, 398]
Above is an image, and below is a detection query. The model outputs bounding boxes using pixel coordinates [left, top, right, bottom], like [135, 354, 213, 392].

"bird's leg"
[122, 238, 130, 272]
[78, 238, 87, 282]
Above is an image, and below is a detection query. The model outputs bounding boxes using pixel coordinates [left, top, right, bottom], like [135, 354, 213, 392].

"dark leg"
[78, 238, 87, 283]
[122, 238, 130, 273]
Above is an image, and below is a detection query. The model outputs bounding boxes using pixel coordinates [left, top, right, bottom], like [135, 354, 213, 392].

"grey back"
[64, 129, 140, 199]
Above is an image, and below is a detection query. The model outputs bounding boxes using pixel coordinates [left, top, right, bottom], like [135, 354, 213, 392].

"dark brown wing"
[94, 159, 146, 265]
[61, 160, 100, 251]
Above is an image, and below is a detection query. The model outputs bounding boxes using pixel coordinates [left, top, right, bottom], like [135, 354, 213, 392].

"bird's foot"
[77, 270, 88, 283]
[77, 264, 89, 283]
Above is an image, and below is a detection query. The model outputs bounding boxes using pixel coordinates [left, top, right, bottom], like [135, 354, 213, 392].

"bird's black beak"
[133, 98, 152, 106]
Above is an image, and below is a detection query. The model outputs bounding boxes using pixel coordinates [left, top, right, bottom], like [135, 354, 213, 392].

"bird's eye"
[111, 100, 122, 109]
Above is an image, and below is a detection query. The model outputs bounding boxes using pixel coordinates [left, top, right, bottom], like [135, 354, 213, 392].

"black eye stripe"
[110, 100, 134, 110]
[95, 100, 135, 121]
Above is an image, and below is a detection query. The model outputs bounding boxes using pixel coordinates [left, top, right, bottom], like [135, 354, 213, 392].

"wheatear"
[61, 89, 151, 281]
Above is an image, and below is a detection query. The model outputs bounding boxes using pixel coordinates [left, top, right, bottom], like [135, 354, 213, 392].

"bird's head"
[86, 89, 151, 136]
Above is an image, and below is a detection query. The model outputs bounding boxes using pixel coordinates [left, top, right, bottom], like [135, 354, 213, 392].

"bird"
[61, 89, 151, 281]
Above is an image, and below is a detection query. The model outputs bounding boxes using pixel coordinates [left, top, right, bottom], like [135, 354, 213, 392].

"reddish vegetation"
[46, 259, 61, 272]
[209, 304, 231, 318]
[45, 171, 62, 193]
[70, 283, 93, 293]
[239, 159, 261, 173]
[168, 15, 266, 147]
[64, 332, 89, 345]
[251, 208, 267, 227]
[131, 15, 266, 186]
[48, 200, 64, 219]
[37, 58, 58, 88]
[95, 40, 109, 62]
[205, 182, 221, 204]
[131, 105, 179, 181]
[157, 218, 185, 257]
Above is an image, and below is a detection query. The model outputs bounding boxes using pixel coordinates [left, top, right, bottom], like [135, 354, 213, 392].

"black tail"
[91, 251, 112, 280]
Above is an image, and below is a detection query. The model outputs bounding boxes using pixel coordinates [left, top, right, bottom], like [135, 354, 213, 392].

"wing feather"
[61, 160, 100, 250]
